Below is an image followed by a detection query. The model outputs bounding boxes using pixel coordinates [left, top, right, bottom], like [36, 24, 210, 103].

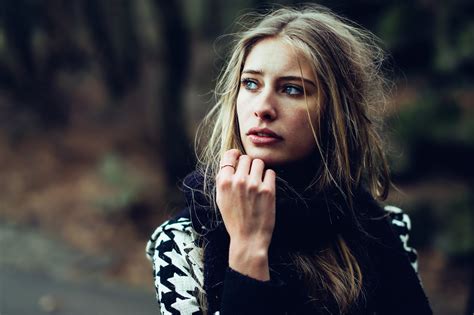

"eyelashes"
[241, 78, 258, 90]
[240, 78, 304, 96]
[282, 85, 303, 96]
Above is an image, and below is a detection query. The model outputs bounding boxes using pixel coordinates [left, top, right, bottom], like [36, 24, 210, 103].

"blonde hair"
[195, 4, 391, 313]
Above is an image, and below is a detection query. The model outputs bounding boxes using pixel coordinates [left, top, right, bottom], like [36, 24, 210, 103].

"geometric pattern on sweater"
[146, 205, 418, 315]
[384, 205, 419, 272]
[146, 216, 205, 315]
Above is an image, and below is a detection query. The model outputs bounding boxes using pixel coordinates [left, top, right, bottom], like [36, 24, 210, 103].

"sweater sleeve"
[147, 217, 286, 315]
[220, 266, 286, 315]
[146, 217, 206, 315]
[371, 206, 433, 314]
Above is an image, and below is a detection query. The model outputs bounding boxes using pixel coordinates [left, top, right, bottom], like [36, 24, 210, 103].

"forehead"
[243, 37, 314, 79]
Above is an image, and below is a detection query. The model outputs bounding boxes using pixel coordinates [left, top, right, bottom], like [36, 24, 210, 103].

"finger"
[249, 158, 265, 182]
[219, 149, 241, 176]
[262, 169, 276, 191]
[235, 155, 251, 177]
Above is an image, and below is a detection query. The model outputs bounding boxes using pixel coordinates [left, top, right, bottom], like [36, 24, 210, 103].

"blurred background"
[0, 0, 472, 314]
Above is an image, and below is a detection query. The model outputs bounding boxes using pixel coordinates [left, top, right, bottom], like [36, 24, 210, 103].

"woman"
[146, 5, 432, 314]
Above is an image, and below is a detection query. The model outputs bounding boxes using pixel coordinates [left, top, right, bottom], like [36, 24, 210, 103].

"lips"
[246, 127, 283, 145]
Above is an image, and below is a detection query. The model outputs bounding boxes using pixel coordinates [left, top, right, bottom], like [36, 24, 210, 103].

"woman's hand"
[216, 149, 276, 280]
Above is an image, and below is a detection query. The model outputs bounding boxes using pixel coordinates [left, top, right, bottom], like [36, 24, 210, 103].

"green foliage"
[408, 192, 474, 257]
[377, 5, 404, 49]
[458, 21, 474, 59]
[392, 91, 473, 143]
[433, 3, 474, 73]
[95, 153, 143, 213]
[436, 194, 474, 256]
[387, 88, 473, 174]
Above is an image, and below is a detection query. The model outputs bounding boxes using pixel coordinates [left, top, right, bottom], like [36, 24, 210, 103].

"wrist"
[229, 240, 270, 281]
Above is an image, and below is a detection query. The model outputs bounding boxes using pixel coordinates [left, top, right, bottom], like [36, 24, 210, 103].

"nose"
[254, 89, 277, 121]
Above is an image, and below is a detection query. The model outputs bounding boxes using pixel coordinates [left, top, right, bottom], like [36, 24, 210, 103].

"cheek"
[236, 101, 243, 129]
[287, 111, 315, 145]
[287, 109, 311, 131]
[236, 94, 251, 128]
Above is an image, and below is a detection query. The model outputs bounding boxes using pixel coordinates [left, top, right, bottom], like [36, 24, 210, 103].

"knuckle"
[235, 177, 247, 188]
[259, 186, 274, 196]
[247, 181, 259, 192]
[217, 177, 232, 189]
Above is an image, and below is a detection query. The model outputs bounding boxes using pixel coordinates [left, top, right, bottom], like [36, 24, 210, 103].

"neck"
[272, 151, 321, 193]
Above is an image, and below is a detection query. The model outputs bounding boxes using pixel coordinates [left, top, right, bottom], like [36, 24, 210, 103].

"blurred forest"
[0, 0, 473, 314]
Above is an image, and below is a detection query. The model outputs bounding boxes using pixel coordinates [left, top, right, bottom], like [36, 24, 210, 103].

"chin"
[244, 150, 287, 167]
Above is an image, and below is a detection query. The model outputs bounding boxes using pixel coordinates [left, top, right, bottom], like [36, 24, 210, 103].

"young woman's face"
[236, 37, 320, 167]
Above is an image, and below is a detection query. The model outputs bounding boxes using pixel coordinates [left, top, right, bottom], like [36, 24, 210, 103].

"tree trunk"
[153, 0, 193, 189]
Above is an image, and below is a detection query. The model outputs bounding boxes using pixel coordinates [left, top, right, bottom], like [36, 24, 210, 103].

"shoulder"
[383, 205, 419, 272]
[384, 205, 412, 240]
[146, 215, 200, 262]
[146, 215, 206, 314]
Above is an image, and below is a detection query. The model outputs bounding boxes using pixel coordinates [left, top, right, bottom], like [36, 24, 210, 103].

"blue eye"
[241, 79, 258, 90]
[283, 85, 303, 96]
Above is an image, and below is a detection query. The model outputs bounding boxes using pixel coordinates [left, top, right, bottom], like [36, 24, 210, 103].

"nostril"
[254, 110, 276, 121]
[262, 113, 273, 120]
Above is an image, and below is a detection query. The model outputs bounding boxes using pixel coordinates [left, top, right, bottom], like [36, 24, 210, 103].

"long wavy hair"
[194, 4, 392, 314]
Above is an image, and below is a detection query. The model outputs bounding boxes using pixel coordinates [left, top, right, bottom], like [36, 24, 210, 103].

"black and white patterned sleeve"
[384, 205, 418, 272]
[146, 217, 205, 315]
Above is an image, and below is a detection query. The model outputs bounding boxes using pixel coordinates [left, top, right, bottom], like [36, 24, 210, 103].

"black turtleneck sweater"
[146, 162, 433, 314]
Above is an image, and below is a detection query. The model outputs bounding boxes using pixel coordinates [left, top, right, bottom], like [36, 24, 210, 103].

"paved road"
[0, 267, 158, 315]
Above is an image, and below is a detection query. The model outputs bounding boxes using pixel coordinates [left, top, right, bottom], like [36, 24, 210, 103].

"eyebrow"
[241, 69, 316, 88]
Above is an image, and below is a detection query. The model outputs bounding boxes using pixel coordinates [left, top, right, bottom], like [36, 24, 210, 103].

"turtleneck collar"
[271, 150, 321, 194]
[179, 166, 380, 315]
